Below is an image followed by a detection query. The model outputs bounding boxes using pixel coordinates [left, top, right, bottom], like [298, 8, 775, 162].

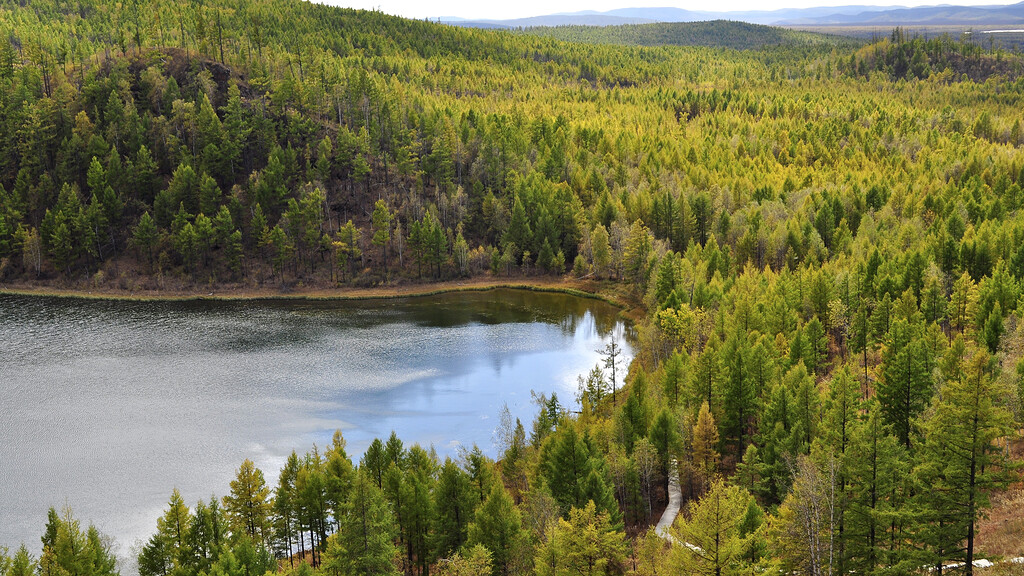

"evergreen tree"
[322, 473, 399, 576]
[371, 199, 392, 272]
[913, 348, 1015, 574]
[877, 319, 931, 449]
[434, 458, 476, 558]
[844, 404, 909, 573]
[466, 485, 523, 576]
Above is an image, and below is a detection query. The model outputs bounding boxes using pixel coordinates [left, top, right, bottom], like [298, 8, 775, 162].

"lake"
[0, 288, 631, 557]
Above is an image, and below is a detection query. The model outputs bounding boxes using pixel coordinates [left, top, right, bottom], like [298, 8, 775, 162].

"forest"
[519, 20, 860, 50]
[1, 0, 1024, 574]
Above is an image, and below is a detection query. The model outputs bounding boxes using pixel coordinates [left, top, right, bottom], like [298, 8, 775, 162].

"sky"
[319, 0, 1022, 21]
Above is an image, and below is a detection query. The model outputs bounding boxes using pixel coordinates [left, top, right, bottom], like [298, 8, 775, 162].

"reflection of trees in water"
[18, 289, 633, 356]
[358, 289, 628, 336]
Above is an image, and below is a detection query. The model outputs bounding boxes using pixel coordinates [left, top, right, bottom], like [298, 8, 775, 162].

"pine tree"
[503, 195, 532, 260]
[273, 451, 300, 564]
[877, 319, 931, 449]
[648, 408, 680, 495]
[324, 430, 354, 524]
[6, 546, 36, 576]
[540, 425, 594, 513]
[591, 224, 611, 278]
[132, 212, 159, 269]
[435, 545, 492, 576]
[844, 404, 909, 574]
[371, 199, 392, 272]
[949, 271, 978, 336]
[721, 332, 753, 454]
[434, 458, 476, 558]
[661, 351, 686, 407]
[913, 348, 1015, 574]
[323, 473, 399, 576]
[157, 489, 192, 572]
[466, 485, 523, 576]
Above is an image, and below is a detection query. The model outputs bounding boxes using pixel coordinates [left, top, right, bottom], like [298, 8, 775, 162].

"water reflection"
[0, 289, 631, 555]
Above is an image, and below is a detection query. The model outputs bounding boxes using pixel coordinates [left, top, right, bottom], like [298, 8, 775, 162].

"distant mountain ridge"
[439, 2, 1024, 28]
[777, 2, 1024, 25]
[441, 14, 654, 28]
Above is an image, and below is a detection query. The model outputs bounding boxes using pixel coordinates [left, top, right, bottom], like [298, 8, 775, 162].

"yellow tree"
[691, 401, 720, 497]
[534, 501, 627, 576]
[223, 459, 272, 544]
[670, 480, 757, 576]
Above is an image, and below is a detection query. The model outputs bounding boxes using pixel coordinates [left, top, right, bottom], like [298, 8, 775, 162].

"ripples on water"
[0, 289, 632, 557]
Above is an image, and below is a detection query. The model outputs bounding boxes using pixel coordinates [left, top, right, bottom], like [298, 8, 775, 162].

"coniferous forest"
[1, 0, 1024, 575]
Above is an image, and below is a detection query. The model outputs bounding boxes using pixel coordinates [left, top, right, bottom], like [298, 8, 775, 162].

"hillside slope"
[520, 20, 860, 49]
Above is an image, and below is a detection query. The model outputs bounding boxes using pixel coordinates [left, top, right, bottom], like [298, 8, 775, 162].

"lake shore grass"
[0, 275, 642, 313]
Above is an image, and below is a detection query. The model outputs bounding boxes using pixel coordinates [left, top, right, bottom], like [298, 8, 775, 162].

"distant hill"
[441, 14, 653, 29]
[590, 5, 895, 25]
[519, 20, 859, 50]
[440, 3, 1024, 28]
[779, 1, 1024, 25]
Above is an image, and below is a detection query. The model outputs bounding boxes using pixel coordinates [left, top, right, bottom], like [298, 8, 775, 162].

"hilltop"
[518, 20, 860, 49]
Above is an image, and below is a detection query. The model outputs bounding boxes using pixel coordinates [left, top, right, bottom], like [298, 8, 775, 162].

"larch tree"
[371, 198, 392, 272]
[691, 401, 720, 497]
[466, 485, 524, 576]
[913, 348, 1015, 575]
[534, 501, 627, 576]
[670, 479, 757, 576]
[223, 459, 272, 545]
[322, 472, 399, 576]
[434, 458, 476, 558]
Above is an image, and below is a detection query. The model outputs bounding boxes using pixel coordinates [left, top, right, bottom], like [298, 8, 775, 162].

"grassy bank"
[0, 275, 641, 313]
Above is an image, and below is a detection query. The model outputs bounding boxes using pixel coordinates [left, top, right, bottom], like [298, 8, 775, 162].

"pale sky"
[320, 0, 1021, 21]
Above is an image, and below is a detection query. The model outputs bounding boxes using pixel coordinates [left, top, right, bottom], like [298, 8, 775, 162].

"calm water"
[0, 289, 630, 556]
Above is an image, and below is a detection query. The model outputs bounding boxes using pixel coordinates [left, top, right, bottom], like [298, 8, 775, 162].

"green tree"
[323, 473, 399, 576]
[622, 220, 653, 292]
[648, 408, 680, 494]
[371, 199, 392, 272]
[4, 546, 36, 576]
[154, 489, 192, 573]
[334, 220, 362, 281]
[503, 195, 532, 260]
[914, 348, 1015, 574]
[272, 452, 300, 565]
[466, 485, 524, 576]
[435, 545, 492, 576]
[843, 404, 909, 573]
[591, 224, 611, 278]
[661, 351, 686, 406]
[877, 319, 931, 449]
[132, 212, 159, 270]
[434, 458, 476, 557]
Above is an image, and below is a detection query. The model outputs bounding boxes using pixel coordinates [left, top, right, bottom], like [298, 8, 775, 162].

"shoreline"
[0, 276, 640, 312]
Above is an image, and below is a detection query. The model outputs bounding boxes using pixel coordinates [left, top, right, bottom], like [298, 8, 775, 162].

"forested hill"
[519, 20, 860, 50]
[2, 0, 1024, 574]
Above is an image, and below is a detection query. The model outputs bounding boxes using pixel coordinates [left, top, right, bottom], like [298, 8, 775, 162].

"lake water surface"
[0, 289, 630, 557]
